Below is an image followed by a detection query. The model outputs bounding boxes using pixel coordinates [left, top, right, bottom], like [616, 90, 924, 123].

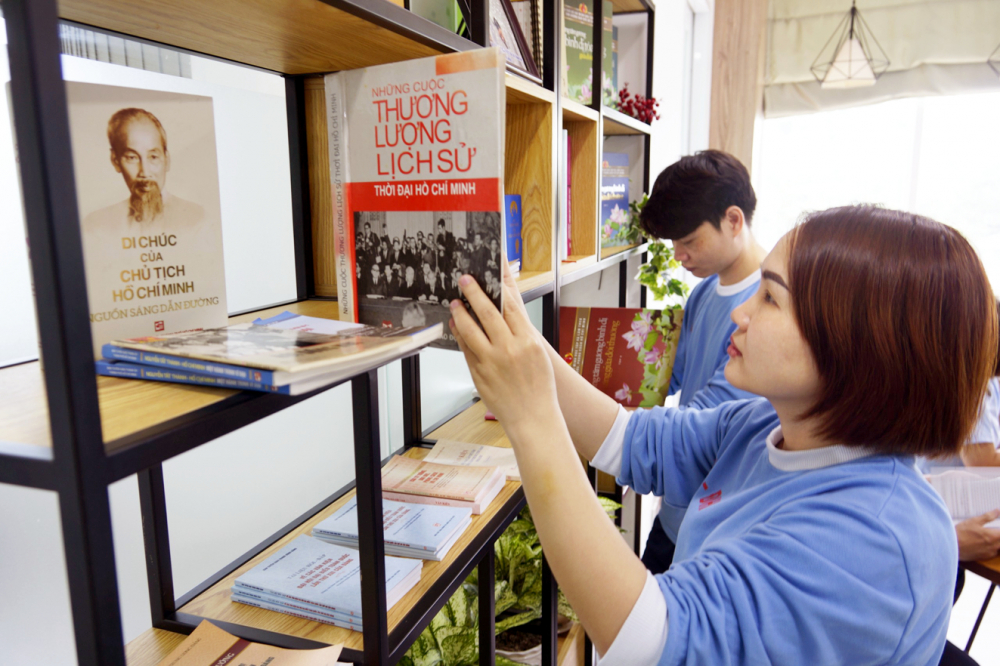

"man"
[366, 263, 387, 298]
[384, 263, 399, 298]
[396, 265, 420, 299]
[84, 107, 203, 231]
[636, 149, 768, 574]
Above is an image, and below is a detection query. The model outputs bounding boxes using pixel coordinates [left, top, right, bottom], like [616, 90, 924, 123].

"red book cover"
[559, 307, 683, 407]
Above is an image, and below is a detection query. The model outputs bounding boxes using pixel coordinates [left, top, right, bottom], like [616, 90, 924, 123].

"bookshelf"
[0, 0, 656, 665]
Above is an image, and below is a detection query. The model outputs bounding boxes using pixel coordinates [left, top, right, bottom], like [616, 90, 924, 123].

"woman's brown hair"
[787, 205, 998, 456]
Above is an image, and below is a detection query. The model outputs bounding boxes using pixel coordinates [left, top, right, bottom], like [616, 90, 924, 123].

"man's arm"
[956, 510, 1000, 561]
[960, 442, 1000, 467]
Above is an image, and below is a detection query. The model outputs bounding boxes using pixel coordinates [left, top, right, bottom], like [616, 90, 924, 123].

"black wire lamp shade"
[989, 42, 1000, 78]
[810, 1, 890, 89]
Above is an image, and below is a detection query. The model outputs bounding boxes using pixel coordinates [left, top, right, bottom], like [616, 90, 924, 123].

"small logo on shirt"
[698, 484, 722, 511]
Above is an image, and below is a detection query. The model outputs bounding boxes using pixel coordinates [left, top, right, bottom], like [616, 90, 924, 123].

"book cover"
[234, 535, 422, 617]
[65, 82, 228, 357]
[564, 1, 594, 105]
[422, 439, 520, 481]
[601, 2, 615, 107]
[313, 496, 471, 553]
[95, 359, 292, 394]
[566, 132, 573, 257]
[150, 620, 345, 666]
[107, 320, 441, 383]
[325, 49, 506, 351]
[600, 152, 633, 250]
[230, 591, 364, 632]
[559, 307, 683, 408]
[612, 25, 619, 97]
[381, 455, 501, 502]
[504, 194, 522, 273]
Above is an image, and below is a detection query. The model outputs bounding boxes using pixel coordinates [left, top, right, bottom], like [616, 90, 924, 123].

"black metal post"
[618, 259, 628, 307]
[138, 465, 176, 625]
[285, 75, 314, 300]
[590, 0, 603, 112]
[542, 290, 556, 344]
[639, 251, 648, 308]
[633, 493, 643, 557]
[541, 556, 559, 666]
[470, 0, 489, 47]
[543, 0, 557, 91]
[353, 370, 389, 665]
[965, 582, 996, 653]
[6, 1, 126, 664]
[402, 355, 422, 447]
[478, 548, 496, 666]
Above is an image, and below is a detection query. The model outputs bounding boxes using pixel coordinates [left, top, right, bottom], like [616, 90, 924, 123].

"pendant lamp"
[989, 42, 1000, 78]
[810, 1, 890, 89]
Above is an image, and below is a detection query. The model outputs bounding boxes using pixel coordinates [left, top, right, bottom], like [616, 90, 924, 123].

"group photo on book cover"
[354, 209, 502, 336]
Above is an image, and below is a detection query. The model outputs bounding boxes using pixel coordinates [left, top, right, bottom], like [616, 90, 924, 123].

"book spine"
[325, 72, 358, 322]
[381, 491, 480, 514]
[231, 594, 362, 630]
[95, 361, 289, 394]
[101, 343, 279, 384]
[232, 583, 359, 617]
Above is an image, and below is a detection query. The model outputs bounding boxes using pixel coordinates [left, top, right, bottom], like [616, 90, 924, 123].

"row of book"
[228, 439, 519, 629]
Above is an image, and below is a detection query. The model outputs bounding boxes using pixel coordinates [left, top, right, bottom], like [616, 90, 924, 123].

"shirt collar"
[766, 426, 876, 471]
[716, 269, 761, 297]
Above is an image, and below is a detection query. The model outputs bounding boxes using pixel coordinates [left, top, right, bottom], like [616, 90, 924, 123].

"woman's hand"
[956, 510, 1000, 561]
[449, 274, 557, 435]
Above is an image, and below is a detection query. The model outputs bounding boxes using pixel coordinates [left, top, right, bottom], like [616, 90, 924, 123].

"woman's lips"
[727, 334, 742, 358]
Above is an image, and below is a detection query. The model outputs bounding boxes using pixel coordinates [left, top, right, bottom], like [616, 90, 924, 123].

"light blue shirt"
[658, 270, 760, 539]
[615, 399, 955, 666]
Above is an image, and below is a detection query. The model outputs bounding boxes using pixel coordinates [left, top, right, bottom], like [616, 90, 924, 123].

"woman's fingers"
[459, 275, 509, 343]
[500, 280, 532, 337]
[449, 298, 491, 360]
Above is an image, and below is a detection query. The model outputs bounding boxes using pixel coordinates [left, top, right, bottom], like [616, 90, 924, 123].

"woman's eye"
[763, 290, 774, 304]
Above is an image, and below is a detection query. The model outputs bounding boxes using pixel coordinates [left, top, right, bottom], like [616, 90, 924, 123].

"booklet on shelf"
[233, 535, 422, 621]
[381, 455, 506, 514]
[422, 439, 520, 482]
[505, 194, 522, 276]
[103, 320, 441, 387]
[600, 152, 636, 252]
[325, 48, 506, 351]
[559, 307, 683, 408]
[64, 82, 229, 357]
[312, 497, 472, 561]
[152, 619, 346, 666]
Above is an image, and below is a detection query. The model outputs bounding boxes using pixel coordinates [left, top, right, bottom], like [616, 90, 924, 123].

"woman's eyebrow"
[761, 270, 789, 290]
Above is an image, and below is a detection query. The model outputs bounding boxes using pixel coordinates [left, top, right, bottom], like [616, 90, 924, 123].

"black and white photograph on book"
[354, 209, 502, 350]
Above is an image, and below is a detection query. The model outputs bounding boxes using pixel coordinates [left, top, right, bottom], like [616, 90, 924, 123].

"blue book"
[96, 360, 294, 394]
[600, 152, 631, 250]
[233, 535, 422, 617]
[312, 497, 472, 561]
[504, 194, 523, 273]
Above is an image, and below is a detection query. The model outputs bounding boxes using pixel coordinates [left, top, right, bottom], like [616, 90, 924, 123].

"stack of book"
[381, 455, 506, 515]
[231, 535, 422, 631]
[96, 312, 441, 396]
[312, 497, 472, 561]
[422, 439, 520, 482]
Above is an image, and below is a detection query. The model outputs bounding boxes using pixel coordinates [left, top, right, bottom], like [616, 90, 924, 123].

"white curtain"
[765, 0, 1000, 117]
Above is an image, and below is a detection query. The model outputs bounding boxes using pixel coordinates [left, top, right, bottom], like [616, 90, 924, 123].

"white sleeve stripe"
[591, 405, 631, 478]
[597, 571, 669, 666]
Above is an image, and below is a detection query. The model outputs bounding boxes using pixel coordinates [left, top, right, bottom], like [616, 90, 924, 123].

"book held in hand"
[927, 468, 1000, 527]
[232, 535, 422, 625]
[312, 497, 472, 561]
[381, 455, 506, 514]
[152, 619, 346, 666]
[423, 439, 520, 481]
[559, 307, 682, 408]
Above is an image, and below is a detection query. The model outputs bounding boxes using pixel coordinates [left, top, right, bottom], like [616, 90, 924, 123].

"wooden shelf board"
[609, 0, 654, 13]
[125, 627, 187, 666]
[557, 622, 587, 666]
[516, 271, 555, 295]
[507, 73, 556, 105]
[560, 255, 598, 276]
[601, 107, 651, 136]
[562, 98, 599, 123]
[0, 300, 343, 451]
[58, 0, 471, 75]
[178, 433, 521, 653]
[600, 243, 642, 260]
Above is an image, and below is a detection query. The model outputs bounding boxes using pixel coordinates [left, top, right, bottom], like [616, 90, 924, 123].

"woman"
[448, 205, 997, 665]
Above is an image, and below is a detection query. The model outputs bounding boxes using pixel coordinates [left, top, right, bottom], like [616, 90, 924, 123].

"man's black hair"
[639, 149, 757, 240]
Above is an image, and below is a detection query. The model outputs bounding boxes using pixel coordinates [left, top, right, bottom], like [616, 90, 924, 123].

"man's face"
[474, 234, 482, 248]
[490, 239, 498, 252]
[405, 266, 415, 283]
[113, 119, 169, 193]
[371, 265, 380, 280]
[670, 220, 741, 279]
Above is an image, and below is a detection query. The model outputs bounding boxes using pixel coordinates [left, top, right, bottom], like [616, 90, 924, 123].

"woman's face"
[725, 235, 822, 411]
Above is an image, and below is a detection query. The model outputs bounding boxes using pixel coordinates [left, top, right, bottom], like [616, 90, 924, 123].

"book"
[230, 590, 364, 632]
[566, 131, 573, 257]
[104, 320, 442, 387]
[422, 439, 520, 481]
[381, 455, 506, 514]
[65, 82, 228, 356]
[96, 359, 296, 395]
[927, 468, 1000, 527]
[325, 49, 506, 351]
[252, 310, 365, 335]
[612, 25, 619, 98]
[505, 194, 523, 276]
[564, 0, 594, 105]
[151, 619, 346, 665]
[233, 535, 422, 619]
[559, 307, 683, 408]
[312, 497, 472, 561]
[601, 2, 615, 107]
[600, 152, 633, 251]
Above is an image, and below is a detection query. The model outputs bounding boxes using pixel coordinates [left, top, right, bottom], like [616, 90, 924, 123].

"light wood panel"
[708, 0, 767, 170]
[609, 0, 652, 13]
[507, 101, 554, 275]
[602, 107, 650, 136]
[566, 116, 599, 262]
[560, 255, 597, 276]
[515, 270, 556, 295]
[178, 442, 521, 652]
[0, 301, 342, 450]
[599, 242, 640, 260]
[562, 98, 599, 123]
[558, 622, 587, 666]
[59, 0, 449, 75]
[125, 628, 187, 666]
[304, 78, 338, 298]
[507, 74, 557, 105]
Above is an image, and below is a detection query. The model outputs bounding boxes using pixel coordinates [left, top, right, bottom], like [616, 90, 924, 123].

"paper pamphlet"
[927, 468, 1000, 527]
[154, 620, 346, 665]
[422, 439, 520, 481]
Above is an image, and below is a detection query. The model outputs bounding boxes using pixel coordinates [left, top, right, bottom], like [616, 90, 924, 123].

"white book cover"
[313, 497, 471, 552]
[325, 48, 506, 351]
[65, 82, 228, 356]
[422, 439, 520, 481]
[234, 535, 422, 616]
[927, 468, 1000, 527]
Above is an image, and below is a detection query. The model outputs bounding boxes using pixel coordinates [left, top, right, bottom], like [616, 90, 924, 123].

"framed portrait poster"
[488, 0, 540, 81]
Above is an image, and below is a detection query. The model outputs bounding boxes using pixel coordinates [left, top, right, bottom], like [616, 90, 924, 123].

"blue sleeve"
[683, 352, 760, 409]
[668, 328, 686, 395]
[617, 401, 741, 507]
[654, 496, 951, 666]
